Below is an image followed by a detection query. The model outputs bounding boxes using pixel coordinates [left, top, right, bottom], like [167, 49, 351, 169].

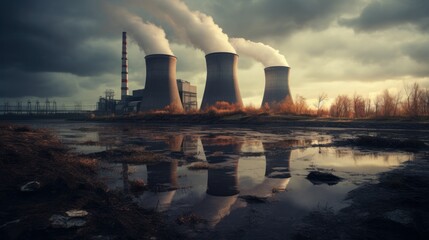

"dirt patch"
[0, 124, 181, 239]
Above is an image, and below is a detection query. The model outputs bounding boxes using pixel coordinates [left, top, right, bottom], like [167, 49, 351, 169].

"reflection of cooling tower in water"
[194, 138, 241, 228]
[263, 143, 291, 192]
[261, 66, 293, 107]
[138, 160, 178, 212]
[203, 138, 241, 196]
[201, 52, 243, 108]
[146, 161, 178, 192]
[142, 134, 184, 152]
[239, 141, 291, 198]
[140, 54, 184, 112]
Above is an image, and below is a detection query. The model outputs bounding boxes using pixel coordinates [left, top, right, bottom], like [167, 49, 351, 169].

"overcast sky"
[1, 0, 428, 108]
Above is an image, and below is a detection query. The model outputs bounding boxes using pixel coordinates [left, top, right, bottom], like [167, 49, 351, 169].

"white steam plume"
[230, 38, 289, 67]
[108, 7, 173, 55]
[139, 0, 236, 54]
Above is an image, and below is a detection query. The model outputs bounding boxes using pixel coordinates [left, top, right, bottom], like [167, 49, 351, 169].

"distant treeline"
[193, 82, 429, 119]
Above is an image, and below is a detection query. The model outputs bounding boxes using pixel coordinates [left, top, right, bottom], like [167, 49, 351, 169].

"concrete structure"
[121, 32, 129, 100]
[139, 54, 184, 112]
[177, 79, 197, 111]
[201, 52, 243, 109]
[261, 66, 293, 107]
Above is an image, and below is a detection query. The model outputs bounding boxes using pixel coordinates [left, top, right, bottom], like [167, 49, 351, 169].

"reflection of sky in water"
[19, 120, 415, 238]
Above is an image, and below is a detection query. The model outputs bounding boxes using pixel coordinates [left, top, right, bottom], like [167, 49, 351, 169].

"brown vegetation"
[329, 83, 429, 119]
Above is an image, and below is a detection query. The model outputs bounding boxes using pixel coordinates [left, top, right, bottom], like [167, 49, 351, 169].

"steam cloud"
[108, 7, 173, 55]
[139, 0, 236, 54]
[230, 38, 289, 67]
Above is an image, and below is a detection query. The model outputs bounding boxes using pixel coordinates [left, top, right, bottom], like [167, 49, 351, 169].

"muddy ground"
[1, 120, 429, 240]
[293, 143, 429, 240]
[0, 125, 181, 240]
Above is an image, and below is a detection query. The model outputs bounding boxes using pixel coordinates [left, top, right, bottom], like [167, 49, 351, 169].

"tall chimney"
[261, 66, 293, 107]
[201, 52, 243, 109]
[121, 32, 129, 101]
[139, 54, 184, 112]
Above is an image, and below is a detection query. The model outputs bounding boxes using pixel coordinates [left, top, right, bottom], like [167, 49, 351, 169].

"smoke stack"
[261, 66, 293, 107]
[121, 32, 129, 101]
[139, 54, 184, 112]
[201, 52, 243, 109]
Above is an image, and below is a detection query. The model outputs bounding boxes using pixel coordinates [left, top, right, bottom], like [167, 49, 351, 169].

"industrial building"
[177, 79, 197, 111]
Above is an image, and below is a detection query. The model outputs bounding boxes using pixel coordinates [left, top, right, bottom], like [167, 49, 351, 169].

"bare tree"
[353, 94, 366, 118]
[315, 92, 328, 117]
[381, 89, 395, 117]
[364, 97, 373, 117]
[294, 95, 308, 115]
[403, 83, 422, 117]
[330, 95, 352, 118]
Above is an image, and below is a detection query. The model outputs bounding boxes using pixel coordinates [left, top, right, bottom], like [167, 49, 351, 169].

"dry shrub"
[203, 101, 243, 115]
[242, 104, 267, 115]
[266, 99, 295, 114]
[163, 104, 184, 114]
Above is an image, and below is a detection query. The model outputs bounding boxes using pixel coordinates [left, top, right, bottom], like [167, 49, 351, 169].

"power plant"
[95, 33, 294, 114]
[139, 54, 183, 112]
[261, 66, 293, 107]
[96, 32, 196, 114]
[201, 52, 243, 109]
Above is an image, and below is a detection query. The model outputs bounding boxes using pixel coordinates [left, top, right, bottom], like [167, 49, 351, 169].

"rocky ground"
[0, 125, 181, 240]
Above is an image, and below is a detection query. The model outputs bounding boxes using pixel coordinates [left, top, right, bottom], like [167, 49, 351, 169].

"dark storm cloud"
[0, 0, 117, 76]
[0, 0, 120, 98]
[341, 0, 429, 32]
[0, 69, 78, 98]
[402, 40, 429, 63]
[184, 0, 362, 40]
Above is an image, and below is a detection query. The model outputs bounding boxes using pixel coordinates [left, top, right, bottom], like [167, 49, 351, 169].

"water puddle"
[21, 120, 414, 239]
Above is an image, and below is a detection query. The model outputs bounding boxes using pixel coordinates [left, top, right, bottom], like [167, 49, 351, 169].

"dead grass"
[0, 124, 180, 239]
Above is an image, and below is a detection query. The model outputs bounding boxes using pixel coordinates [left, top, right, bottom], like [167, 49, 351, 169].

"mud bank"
[294, 152, 429, 240]
[0, 125, 180, 240]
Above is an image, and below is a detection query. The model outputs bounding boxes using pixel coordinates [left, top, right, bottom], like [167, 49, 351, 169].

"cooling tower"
[140, 54, 184, 112]
[261, 66, 293, 107]
[201, 52, 243, 109]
